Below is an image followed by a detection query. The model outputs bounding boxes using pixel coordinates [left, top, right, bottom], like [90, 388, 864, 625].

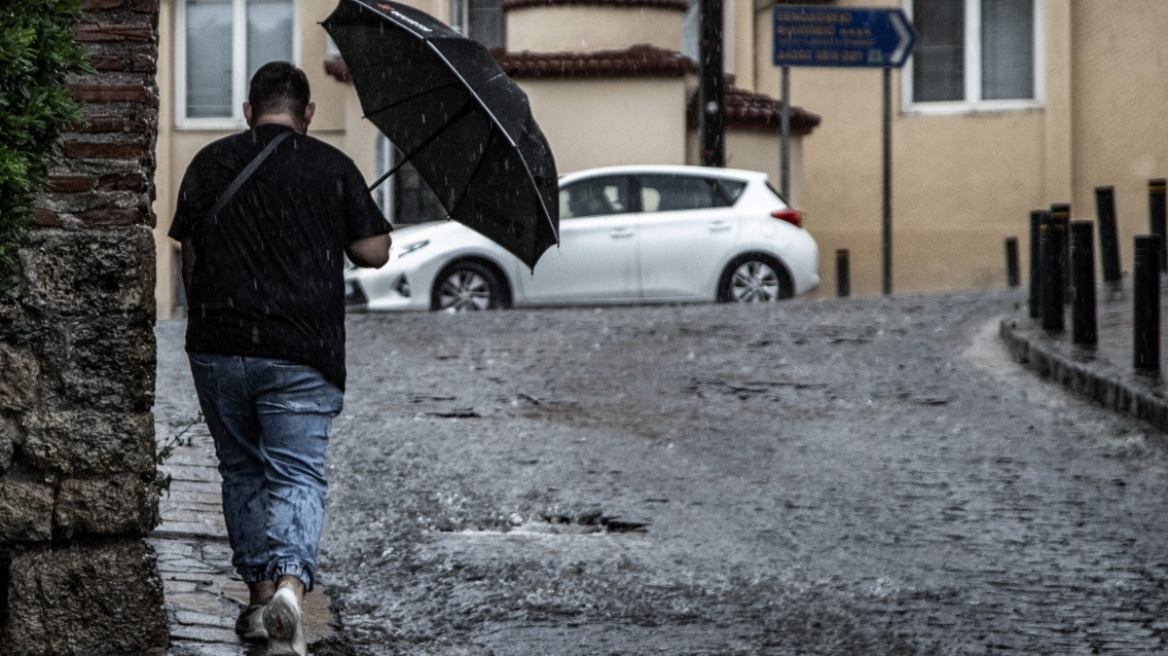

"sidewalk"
[1000, 278, 1168, 433]
[150, 421, 336, 656]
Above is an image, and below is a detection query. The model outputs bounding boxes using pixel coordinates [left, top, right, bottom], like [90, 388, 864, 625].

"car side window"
[639, 175, 741, 213]
[560, 176, 630, 219]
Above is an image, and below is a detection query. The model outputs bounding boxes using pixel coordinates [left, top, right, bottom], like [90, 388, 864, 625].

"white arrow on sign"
[890, 11, 914, 67]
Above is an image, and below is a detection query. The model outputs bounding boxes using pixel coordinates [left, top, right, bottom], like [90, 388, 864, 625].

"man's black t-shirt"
[169, 124, 389, 390]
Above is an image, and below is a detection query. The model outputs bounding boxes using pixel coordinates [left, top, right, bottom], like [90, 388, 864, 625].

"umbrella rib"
[422, 45, 559, 243]
[363, 80, 465, 121]
[367, 100, 476, 192]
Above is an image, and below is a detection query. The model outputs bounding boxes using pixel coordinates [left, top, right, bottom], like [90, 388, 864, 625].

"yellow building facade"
[154, 0, 1167, 314]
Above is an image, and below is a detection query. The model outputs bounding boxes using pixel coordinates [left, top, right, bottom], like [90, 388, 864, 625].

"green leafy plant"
[155, 414, 200, 499]
[0, 0, 92, 292]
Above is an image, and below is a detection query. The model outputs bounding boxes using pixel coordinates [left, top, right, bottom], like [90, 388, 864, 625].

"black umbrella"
[323, 0, 559, 269]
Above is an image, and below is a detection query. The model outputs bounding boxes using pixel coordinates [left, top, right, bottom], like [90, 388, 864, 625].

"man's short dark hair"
[248, 62, 311, 119]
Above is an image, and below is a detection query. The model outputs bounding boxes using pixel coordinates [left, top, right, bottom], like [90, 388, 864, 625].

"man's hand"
[347, 234, 390, 268]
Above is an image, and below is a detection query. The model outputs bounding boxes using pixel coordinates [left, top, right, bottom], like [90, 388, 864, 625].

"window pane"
[375, 137, 444, 225]
[982, 0, 1034, 100]
[716, 179, 746, 205]
[562, 177, 629, 218]
[186, 0, 233, 118]
[912, 0, 965, 103]
[640, 175, 720, 212]
[247, 0, 294, 81]
[468, 0, 505, 49]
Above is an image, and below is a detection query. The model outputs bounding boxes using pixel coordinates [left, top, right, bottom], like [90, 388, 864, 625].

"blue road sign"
[773, 6, 916, 68]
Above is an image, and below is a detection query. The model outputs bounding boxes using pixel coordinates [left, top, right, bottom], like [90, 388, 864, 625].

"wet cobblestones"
[153, 285, 1168, 655]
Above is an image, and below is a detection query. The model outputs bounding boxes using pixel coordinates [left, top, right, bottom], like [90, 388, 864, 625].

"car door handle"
[708, 220, 732, 232]
[609, 228, 634, 238]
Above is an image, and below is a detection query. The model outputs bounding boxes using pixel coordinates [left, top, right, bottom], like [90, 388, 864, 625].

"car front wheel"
[717, 254, 791, 303]
[431, 260, 508, 312]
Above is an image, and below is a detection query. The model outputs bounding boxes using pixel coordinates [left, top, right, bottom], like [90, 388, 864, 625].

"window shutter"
[247, 0, 295, 81]
[981, 0, 1034, 100]
[186, 0, 234, 117]
[912, 0, 965, 103]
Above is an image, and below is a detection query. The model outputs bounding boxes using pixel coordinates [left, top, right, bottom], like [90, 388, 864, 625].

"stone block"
[55, 475, 158, 538]
[21, 410, 153, 475]
[39, 318, 155, 412]
[0, 480, 54, 542]
[0, 414, 17, 472]
[5, 541, 168, 655]
[0, 343, 39, 412]
[20, 227, 156, 317]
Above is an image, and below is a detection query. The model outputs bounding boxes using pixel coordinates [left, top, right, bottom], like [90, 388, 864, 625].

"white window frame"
[902, 0, 1044, 115]
[175, 0, 301, 130]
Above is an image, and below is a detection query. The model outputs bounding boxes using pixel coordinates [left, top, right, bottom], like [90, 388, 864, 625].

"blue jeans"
[188, 353, 343, 591]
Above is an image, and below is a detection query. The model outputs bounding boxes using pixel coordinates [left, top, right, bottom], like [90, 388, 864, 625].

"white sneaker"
[263, 586, 307, 656]
[235, 604, 268, 642]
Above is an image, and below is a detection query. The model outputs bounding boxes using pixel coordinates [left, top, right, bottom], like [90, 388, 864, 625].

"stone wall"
[0, 0, 167, 654]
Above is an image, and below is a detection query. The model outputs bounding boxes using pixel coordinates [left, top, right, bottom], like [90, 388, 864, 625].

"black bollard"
[1095, 186, 1122, 283]
[1005, 237, 1019, 287]
[836, 249, 850, 298]
[1069, 221, 1097, 346]
[1134, 235, 1161, 372]
[1041, 212, 1066, 331]
[1150, 179, 1167, 272]
[1051, 203, 1072, 303]
[1029, 210, 1045, 318]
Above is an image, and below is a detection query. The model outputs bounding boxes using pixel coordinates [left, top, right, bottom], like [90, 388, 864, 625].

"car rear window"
[764, 181, 789, 205]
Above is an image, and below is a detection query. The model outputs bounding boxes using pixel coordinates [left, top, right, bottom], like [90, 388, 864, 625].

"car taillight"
[771, 208, 802, 228]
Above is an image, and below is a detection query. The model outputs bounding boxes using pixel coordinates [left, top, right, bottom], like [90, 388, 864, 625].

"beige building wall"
[508, 6, 683, 52]
[526, 79, 690, 174]
[1070, 0, 1168, 277]
[156, 0, 177, 316]
[152, 0, 805, 315]
[753, 0, 1168, 297]
[753, 0, 1055, 297]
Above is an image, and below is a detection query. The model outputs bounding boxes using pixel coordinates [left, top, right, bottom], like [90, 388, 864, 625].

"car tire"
[717, 253, 792, 303]
[430, 260, 510, 312]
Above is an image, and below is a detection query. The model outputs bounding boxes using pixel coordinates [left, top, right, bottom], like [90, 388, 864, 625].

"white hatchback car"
[345, 165, 819, 311]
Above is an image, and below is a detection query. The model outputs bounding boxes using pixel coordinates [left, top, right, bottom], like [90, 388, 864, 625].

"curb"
[999, 317, 1168, 434]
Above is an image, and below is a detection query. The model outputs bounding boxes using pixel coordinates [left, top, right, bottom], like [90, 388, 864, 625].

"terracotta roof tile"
[492, 44, 695, 78]
[502, 0, 688, 11]
[689, 85, 821, 135]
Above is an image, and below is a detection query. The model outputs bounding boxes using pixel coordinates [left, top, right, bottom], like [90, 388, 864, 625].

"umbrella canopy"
[323, 0, 559, 269]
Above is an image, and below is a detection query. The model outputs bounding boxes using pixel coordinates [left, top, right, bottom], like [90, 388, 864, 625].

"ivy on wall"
[0, 0, 91, 293]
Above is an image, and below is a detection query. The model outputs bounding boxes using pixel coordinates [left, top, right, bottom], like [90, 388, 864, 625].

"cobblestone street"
[155, 288, 1168, 655]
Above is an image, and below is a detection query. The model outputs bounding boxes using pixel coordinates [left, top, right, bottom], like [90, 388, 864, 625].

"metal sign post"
[773, 6, 916, 295]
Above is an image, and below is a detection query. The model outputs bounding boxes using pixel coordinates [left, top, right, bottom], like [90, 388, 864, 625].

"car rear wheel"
[431, 260, 508, 312]
[717, 254, 791, 303]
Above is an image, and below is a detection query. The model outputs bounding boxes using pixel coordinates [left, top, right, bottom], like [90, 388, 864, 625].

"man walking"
[169, 62, 390, 656]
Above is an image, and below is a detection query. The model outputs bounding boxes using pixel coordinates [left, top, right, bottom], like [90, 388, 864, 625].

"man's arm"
[346, 233, 391, 268]
[180, 239, 196, 299]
